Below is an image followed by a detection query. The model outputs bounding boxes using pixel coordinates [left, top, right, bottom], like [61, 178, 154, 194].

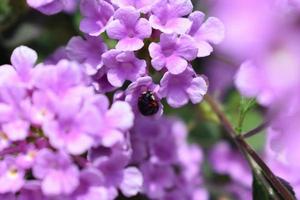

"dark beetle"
[138, 91, 159, 116]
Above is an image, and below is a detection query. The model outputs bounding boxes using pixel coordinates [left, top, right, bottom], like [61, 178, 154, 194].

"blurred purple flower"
[159, 67, 208, 108]
[141, 162, 175, 199]
[33, 149, 80, 196]
[71, 169, 117, 200]
[267, 101, 300, 168]
[130, 116, 207, 199]
[18, 181, 49, 200]
[209, 141, 252, 187]
[209, 141, 252, 200]
[149, 33, 197, 74]
[210, 0, 276, 60]
[42, 92, 99, 155]
[90, 146, 143, 197]
[97, 100, 134, 147]
[149, 0, 193, 34]
[102, 50, 146, 87]
[107, 7, 152, 51]
[80, 0, 114, 36]
[266, 139, 300, 199]
[44, 47, 69, 65]
[235, 38, 300, 106]
[27, 0, 77, 15]
[0, 156, 25, 193]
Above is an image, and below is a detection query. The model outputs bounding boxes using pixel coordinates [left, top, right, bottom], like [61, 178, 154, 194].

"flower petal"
[199, 17, 225, 44]
[106, 20, 127, 40]
[135, 18, 152, 38]
[166, 56, 187, 74]
[120, 167, 143, 197]
[11, 46, 37, 74]
[167, 89, 189, 108]
[106, 101, 134, 130]
[116, 38, 144, 51]
[186, 76, 208, 104]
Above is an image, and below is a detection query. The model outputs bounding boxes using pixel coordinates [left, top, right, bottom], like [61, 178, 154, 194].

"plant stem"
[242, 121, 269, 138]
[204, 94, 295, 200]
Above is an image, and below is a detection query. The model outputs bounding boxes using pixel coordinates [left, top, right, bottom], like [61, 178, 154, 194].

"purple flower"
[33, 149, 80, 196]
[107, 7, 152, 51]
[92, 68, 116, 93]
[0, 88, 30, 142]
[9, 46, 37, 86]
[71, 169, 117, 200]
[235, 57, 300, 106]
[0, 46, 38, 142]
[266, 141, 300, 199]
[234, 32, 300, 106]
[141, 162, 175, 199]
[159, 67, 208, 108]
[16, 148, 37, 170]
[125, 76, 163, 117]
[149, 33, 197, 74]
[209, 141, 252, 187]
[90, 146, 143, 197]
[0, 156, 25, 193]
[97, 100, 134, 147]
[234, 61, 262, 100]
[210, 0, 276, 60]
[102, 50, 146, 87]
[149, 0, 193, 34]
[18, 181, 48, 200]
[3, 121, 29, 142]
[42, 90, 102, 155]
[0, 132, 10, 152]
[209, 141, 252, 200]
[130, 116, 207, 199]
[0, 193, 15, 200]
[267, 104, 300, 168]
[27, 90, 56, 126]
[80, 0, 114, 36]
[66, 35, 108, 75]
[26, 0, 76, 15]
[111, 0, 156, 13]
[30, 60, 99, 155]
[187, 11, 225, 57]
[45, 47, 69, 65]
[32, 60, 88, 95]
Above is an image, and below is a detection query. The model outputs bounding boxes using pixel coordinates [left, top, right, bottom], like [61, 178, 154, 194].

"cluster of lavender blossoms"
[0, 0, 224, 199]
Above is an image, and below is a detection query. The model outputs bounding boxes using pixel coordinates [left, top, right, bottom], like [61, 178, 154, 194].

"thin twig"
[204, 94, 295, 200]
[243, 121, 270, 139]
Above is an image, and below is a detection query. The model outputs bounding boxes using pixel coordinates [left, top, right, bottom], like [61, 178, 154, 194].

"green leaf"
[252, 172, 272, 200]
[236, 97, 256, 133]
[252, 171, 296, 200]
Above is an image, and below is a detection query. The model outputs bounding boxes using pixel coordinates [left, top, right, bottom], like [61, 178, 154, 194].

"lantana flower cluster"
[0, 0, 224, 199]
